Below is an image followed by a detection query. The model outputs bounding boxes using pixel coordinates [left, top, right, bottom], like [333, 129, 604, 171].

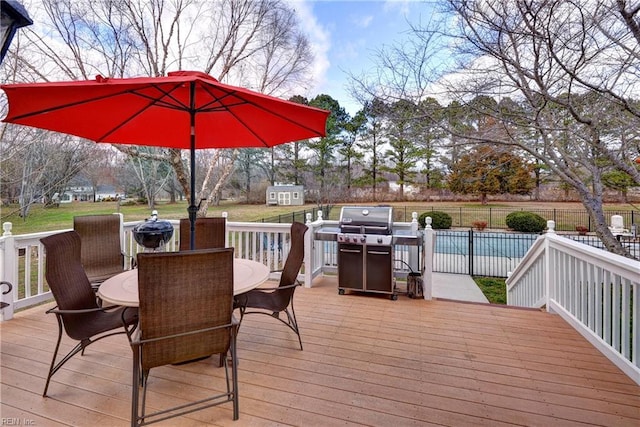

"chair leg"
[43, 316, 86, 396]
[286, 303, 303, 351]
[230, 332, 239, 420]
[243, 303, 303, 350]
[43, 319, 64, 397]
[131, 347, 140, 427]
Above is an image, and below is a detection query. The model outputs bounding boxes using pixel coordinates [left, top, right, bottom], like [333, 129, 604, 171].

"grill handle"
[339, 248, 361, 254]
[369, 250, 391, 255]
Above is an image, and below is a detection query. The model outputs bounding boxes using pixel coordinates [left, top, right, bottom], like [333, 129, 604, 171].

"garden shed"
[266, 184, 304, 206]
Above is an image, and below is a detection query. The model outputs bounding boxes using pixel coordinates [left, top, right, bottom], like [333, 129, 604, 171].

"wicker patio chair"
[129, 248, 238, 426]
[235, 222, 307, 350]
[40, 231, 138, 397]
[73, 214, 130, 287]
[179, 217, 226, 250]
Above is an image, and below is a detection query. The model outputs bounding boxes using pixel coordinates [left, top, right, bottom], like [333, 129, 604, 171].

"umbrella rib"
[96, 83, 190, 141]
[7, 82, 191, 142]
[197, 83, 325, 144]
[5, 87, 153, 122]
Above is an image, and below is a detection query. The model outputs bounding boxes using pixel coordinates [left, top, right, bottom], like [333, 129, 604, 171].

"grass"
[3, 199, 637, 235]
[473, 276, 507, 304]
[0, 200, 309, 235]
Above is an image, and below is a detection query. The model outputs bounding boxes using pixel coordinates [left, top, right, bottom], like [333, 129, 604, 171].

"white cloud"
[383, 0, 412, 16]
[335, 38, 366, 61]
[353, 14, 373, 28]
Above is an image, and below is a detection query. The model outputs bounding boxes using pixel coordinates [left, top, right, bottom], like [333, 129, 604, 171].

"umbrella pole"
[188, 148, 197, 250]
[188, 82, 197, 250]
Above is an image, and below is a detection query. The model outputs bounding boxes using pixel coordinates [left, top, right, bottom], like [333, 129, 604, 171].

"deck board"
[1, 276, 639, 426]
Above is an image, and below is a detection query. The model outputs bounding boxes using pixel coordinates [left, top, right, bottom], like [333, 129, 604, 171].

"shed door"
[278, 192, 291, 205]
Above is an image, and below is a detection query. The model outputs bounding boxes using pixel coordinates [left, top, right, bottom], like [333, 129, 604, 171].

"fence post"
[489, 207, 492, 229]
[468, 229, 474, 276]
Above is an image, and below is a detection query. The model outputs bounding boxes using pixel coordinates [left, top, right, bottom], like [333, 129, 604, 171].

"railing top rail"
[546, 232, 639, 273]
[507, 231, 639, 288]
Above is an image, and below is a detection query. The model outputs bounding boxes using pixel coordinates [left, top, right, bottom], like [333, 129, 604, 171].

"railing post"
[303, 213, 313, 288]
[423, 217, 433, 300]
[1, 222, 16, 321]
[222, 212, 228, 247]
[409, 212, 419, 271]
[545, 220, 555, 313]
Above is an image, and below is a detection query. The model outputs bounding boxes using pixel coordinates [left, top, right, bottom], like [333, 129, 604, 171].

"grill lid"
[133, 211, 174, 249]
[339, 206, 393, 235]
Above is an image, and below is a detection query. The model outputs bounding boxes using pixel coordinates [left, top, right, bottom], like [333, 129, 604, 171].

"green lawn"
[473, 276, 507, 304]
[0, 200, 308, 235]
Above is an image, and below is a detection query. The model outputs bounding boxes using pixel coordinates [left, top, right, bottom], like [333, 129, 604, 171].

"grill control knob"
[360, 236, 366, 243]
[377, 237, 383, 244]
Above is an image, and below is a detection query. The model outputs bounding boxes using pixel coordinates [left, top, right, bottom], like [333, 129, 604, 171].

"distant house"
[95, 185, 124, 201]
[57, 183, 125, 203]
[266, 184, 304, 206]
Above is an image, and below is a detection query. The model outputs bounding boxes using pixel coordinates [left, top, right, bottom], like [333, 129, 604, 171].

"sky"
[7, 0, 435, 117]
[290, 0, 434, 116]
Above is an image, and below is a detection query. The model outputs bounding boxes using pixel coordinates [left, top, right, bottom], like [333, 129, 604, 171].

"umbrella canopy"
[1, 71, 329, 249]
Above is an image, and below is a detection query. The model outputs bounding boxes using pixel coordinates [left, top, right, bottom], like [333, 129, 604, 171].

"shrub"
[418, 211, 452, 229]
[575, 225, 589, 235]
[505, 211, 547, 233]
[472, 220, 487, 231]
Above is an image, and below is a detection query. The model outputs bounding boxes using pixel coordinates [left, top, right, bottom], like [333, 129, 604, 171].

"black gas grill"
[337, 206, 397, 299]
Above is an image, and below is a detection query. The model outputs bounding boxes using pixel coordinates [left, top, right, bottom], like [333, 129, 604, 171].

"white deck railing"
[0, 211, 432, 321]
[506, 221, 640, 385]
[3, 212, 637, 384]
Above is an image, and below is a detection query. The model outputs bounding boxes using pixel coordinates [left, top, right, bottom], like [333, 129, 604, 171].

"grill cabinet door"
[365, 246, 393, 292]
[338, 243, 364, 290]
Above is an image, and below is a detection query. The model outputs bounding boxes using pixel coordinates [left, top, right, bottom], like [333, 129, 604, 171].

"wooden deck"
[2, 276, 639, 426]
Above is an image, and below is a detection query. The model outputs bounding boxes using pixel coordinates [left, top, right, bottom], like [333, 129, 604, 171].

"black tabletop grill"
[337, 206, 396, 299]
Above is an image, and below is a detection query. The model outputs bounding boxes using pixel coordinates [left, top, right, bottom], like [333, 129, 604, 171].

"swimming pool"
[434, 230, 540, 277]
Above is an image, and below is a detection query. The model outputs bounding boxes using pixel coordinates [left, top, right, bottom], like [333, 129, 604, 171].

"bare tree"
[442, 0, 640, 256]
[4, 0, 315, 215]
[351, 0, 640, 257]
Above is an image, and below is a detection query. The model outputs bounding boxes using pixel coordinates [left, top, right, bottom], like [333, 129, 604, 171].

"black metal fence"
[257, 205, 332, 224]
[432, 230, 639, 277]
[261, 204, 638, 233]
[260, 205, 638, 277]
[433, 230, 540, 277]
[390, 206, 639, 232]
[565, 234, 640, 260]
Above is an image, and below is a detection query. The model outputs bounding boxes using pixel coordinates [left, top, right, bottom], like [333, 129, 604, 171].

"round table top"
[97, 258, 270, 307]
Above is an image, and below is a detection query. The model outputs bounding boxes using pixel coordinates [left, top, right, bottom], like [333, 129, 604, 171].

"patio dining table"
[97, 258, 270, 307]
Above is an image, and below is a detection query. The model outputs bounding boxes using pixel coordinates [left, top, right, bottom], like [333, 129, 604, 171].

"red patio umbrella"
[1, 71, 329, 249]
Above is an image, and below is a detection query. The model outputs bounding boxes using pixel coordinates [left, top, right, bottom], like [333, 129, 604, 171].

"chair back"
[136, 248, 234, 369]
[40, 231, 100, 339]
[179, 217, 226, 251]
[73, 214, 124, 282]
[279, 222, 308, 290]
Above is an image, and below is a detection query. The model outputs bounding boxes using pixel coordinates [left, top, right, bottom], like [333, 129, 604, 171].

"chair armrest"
[248, 280, 301, 292]
[121, 251, 137, 269]
[130, 321, 236, 346]
[45, 304, 126, 315]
